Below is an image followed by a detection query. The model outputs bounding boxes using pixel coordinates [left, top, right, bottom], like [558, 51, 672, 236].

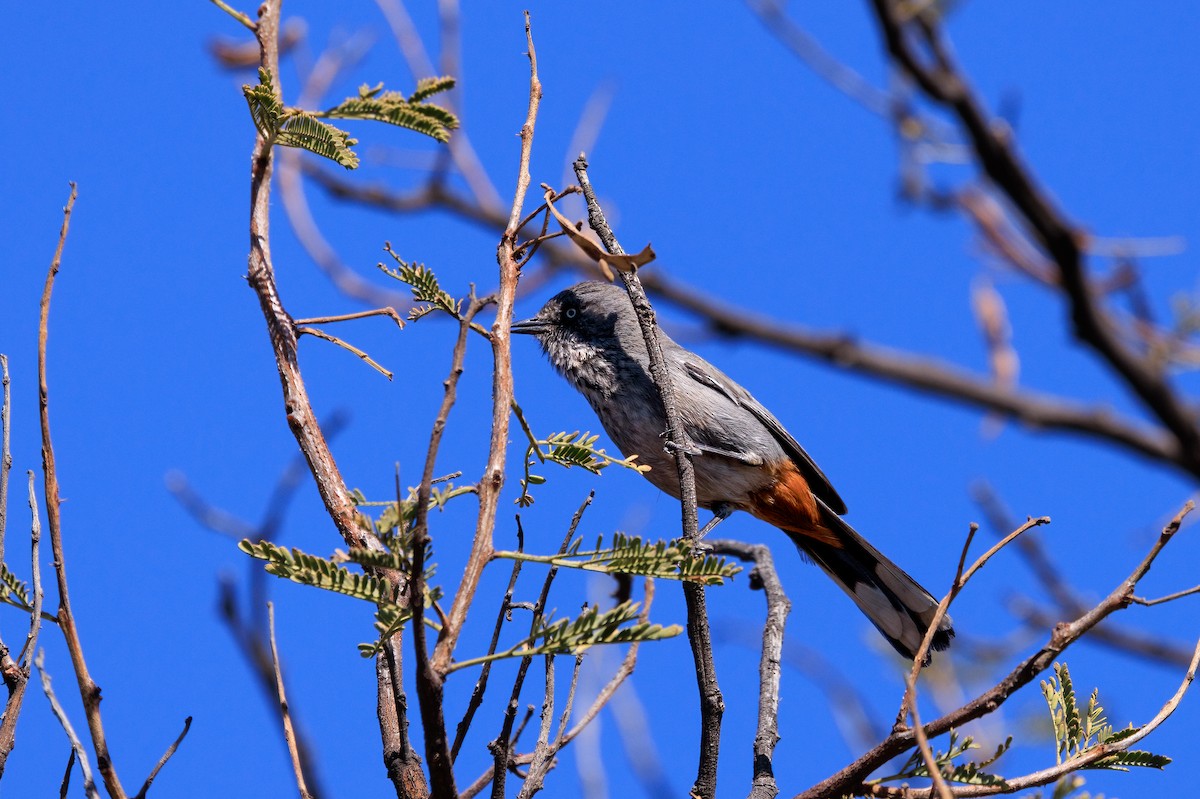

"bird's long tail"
[788, 499, 954, 663]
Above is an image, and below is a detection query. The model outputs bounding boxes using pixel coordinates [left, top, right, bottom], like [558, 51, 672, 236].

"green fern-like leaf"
[239, 540, 389, 602]
[381, 261, 460, 316]
[243, 67, 284, 138]
[370, 482, 476, 537]
[408, 75, 456, 103]
[1091, 749, 1172, 771]
[1042, 661, 1172, 773]
[356, 582, 446, 658]
[494, 533, 742, 585]
[324, 80, 458, 142]
[516, 429, 648, 506]
[276, 113, 359, 169]
[877, 729, 1011, 789]
[0, 563, 31, 609]
[530, 601, 679, 654]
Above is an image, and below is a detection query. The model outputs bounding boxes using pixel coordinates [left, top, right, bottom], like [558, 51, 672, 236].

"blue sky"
[3, 2, 1200, 797]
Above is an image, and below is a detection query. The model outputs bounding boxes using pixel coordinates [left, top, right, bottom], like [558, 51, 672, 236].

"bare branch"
[0, 355, 10, 568]
[409, 296, 487, 798]
[797, 500, 1194, 799]
[866, 636, 1200, 798]
[133, 717, 192, 799]
[868, 0, 1200, 477]
[452, 520, 528, 762]
[39, 183, 128, 799]
[0, 472, 46, 777]
[268, 604, 312, 799]
[708, 540, 790, 799]
[430, 9, 538, 677]
[36, 651, 100, 799]
[573, 155, 724, 798]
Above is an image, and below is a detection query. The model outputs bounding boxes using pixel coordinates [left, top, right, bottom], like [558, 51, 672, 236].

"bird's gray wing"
[681, 359, 848, 514]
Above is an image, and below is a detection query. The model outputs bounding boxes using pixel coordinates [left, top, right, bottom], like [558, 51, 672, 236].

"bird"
[512, 281, 954, 662]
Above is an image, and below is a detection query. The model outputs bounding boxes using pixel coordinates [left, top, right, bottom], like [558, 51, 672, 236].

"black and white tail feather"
[793, 498, 955, 663]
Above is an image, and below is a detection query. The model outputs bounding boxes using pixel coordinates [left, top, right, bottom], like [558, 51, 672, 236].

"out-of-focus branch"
[573, 156, 723, 799]
[973, 481, 1198, 669]
[641, 273, 1179, 468]
[277, 29, 412, 310]
[797, 500, 1194, 799]
[867, 0, 1200, 479]
[302, 164, 1182, 475]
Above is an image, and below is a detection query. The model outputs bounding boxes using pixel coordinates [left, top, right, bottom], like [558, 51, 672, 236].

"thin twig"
[209, 0, 256, 30]
[59, 749, 76, 799]
[898, 515, 1050, 728]
[905, 673, 952, 799]
[268, 604, 312, 799]
[452, 518, 528, 762]
[36, 651, 100, 799]
[708, 540, 790, 799]
[574, 155, 723, 799]
[0, 355, 10, 568]
[488, 495, 589, 798]
[294, 307, 404, 328]
[0, 473, 45, 777]
[430, 9, 538, 677]
[975, 481, 1198, 669]
[514, 653, 556, 799]
[797, 500, 1194, 799]
[865, 636, 1200, 798]
[39, 183, 127, 799]
[1131, 585, 1200, 607]
[409, 296, 486, 798]
[0, 357, 20, 776]
[296, 326, 394, 379]
[133, 717, 193, 799]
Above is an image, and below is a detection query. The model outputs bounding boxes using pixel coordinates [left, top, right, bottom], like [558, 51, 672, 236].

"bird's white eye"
[565, 308, 577, 319]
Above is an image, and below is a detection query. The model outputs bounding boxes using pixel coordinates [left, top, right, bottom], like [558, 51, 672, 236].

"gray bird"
[512, 281, 954, 661]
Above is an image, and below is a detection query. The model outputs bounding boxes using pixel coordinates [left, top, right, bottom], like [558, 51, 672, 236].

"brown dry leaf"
[543, 189, 655, 280]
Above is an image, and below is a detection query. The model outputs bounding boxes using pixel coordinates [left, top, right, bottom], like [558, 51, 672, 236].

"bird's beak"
[511, 316, 551, 336]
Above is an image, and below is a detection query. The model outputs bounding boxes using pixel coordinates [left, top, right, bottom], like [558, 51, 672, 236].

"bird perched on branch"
[513, 281, 954, 662]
